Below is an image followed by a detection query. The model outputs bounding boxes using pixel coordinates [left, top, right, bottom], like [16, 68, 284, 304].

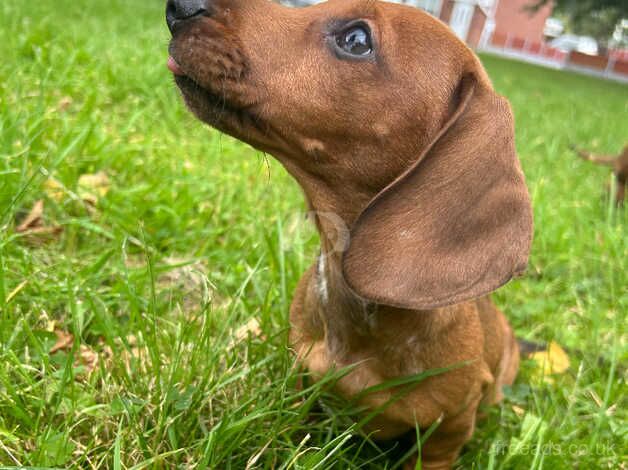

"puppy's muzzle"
[166, 0, 212, 33]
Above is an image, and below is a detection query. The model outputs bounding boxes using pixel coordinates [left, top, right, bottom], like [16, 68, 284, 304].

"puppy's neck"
[279, 153, 381, 229]
[315, 249, 378, 356]
[315, 242, 455, 360]
[280, 153, 456, 356]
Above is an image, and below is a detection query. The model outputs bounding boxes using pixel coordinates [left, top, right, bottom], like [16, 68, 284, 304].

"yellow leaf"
[512, 405, 525, 418]
[234, 318, 262, 342]
[43, 178, 65, 202]
[228, 318, 264, 349]
[529, 341, 570, 382]
[6, 280, 28, 304]
[78, 171, 110, 204]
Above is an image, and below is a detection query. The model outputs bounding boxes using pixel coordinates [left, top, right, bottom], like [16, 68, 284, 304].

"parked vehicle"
[543, 18, 564, 39]
[550, 34, 599, 56]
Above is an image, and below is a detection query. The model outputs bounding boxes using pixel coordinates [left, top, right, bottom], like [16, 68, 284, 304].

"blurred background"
[285, 0, 628, 83]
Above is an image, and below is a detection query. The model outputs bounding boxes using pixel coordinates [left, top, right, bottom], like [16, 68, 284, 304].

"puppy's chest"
[300, 323, 442, 387]
[297, 331, 479, 435]
[293, 263, 486, 403]
[299, 336, 422, 395]
[305, 275, 470, 380]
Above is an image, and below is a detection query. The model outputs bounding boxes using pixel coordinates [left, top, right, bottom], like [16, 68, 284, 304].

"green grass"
[0, 0, 626, 468]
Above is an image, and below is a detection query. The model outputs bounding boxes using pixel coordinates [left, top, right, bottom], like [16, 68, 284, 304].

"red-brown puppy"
[166, 0, 533, 467]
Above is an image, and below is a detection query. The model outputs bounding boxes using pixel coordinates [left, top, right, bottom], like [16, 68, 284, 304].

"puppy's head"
[167, 0, 533, 310]
[167, 0, 473, 184]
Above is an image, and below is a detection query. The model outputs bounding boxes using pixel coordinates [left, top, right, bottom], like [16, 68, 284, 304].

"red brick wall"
[493, 0, 553, 44]
[569, 51, 609, 71]
[613, 60, 628, 75]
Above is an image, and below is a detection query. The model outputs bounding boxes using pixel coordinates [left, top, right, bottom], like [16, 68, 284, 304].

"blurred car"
[550, 34, 599, 56]
[544, 18, 564, 39]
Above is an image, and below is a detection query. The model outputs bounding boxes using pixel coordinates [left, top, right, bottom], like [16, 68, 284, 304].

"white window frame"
[449, 1, 475, 41]
[387, 0, 443, 18]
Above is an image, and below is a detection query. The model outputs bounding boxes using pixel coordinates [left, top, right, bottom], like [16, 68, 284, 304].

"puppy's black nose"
[166, 0, 209, 33]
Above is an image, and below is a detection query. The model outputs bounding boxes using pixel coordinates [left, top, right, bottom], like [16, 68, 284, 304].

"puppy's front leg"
[404, 397, 480, 470]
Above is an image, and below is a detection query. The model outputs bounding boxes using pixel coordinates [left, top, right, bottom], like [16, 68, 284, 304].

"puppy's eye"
[336, 26, 372, 56]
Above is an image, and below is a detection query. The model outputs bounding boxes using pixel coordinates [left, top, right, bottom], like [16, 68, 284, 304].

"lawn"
[0, 0, 626, 468]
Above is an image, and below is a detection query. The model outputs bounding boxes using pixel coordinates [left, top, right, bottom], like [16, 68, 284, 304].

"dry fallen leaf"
[16, 200, 44, 232]
[235, 318, 262, 341]
[78, 172, 110, 205]
[126, 334, 138, 347]
[529, 341, 570, 383]
[78, 345, 99, 374]
[49, 329, 100, 375]
[120, 346, 149, 375]
[108, 335, 150, 375]
[57, 96, 73, 111]
[21, 226, 64, 245]
[588, 389, 603, 408]
[50, 330, 74, 354]
[16, 200, 63, 244]
[228, 318, 264, 349]
[246, 439, 272, 470]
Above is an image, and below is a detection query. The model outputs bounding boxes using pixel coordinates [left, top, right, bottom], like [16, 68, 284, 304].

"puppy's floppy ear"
[342, 74, 533, 310]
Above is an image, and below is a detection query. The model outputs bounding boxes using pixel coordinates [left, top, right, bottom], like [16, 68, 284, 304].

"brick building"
[288, 1, 553, 49]
[391, 0, 553, 48]
[285, 0, 627, 82]
[486, 0, 554, 48]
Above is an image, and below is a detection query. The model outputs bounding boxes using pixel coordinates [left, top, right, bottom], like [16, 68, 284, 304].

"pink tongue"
[167, 56, 184, 76]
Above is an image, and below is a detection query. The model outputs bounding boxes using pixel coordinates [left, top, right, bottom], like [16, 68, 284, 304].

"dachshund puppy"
[166, 0, 533, 468]
[571, 144, 627, 207]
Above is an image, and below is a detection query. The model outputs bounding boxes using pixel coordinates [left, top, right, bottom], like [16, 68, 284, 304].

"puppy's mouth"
[167, 56, 185, 76]
[167, 21, 275, 149]
[167, 53, 263, 140]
